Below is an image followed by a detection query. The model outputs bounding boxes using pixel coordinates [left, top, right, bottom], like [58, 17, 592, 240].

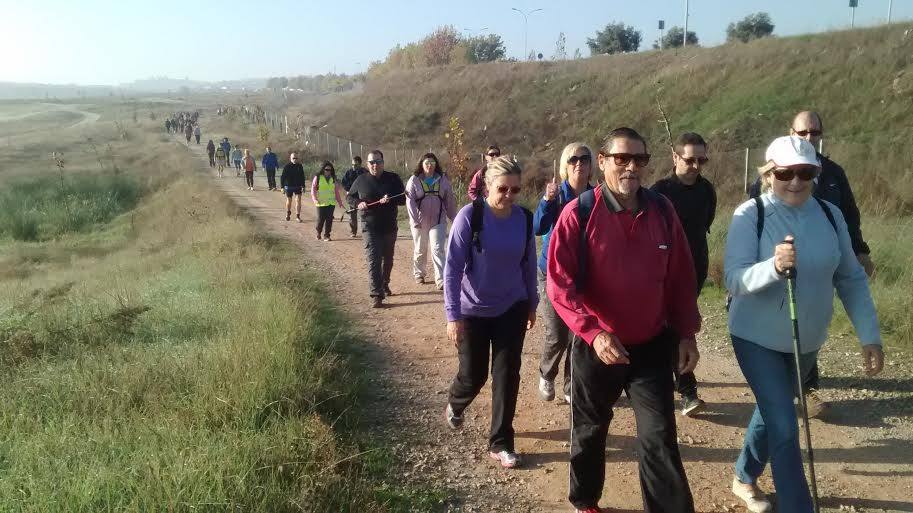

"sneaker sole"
[488, 452, 519, 469]
[682, 400, 706, 417]
[444, 407, 463, 430]
[539, 389, 555, 402]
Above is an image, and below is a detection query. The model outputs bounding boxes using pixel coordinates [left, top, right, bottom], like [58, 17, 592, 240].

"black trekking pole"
[340, 192, 407, 220]
[783, 239, 821, 513]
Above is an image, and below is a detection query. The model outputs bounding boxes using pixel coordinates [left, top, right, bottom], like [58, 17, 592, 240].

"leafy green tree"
[465, 34, 506, 63]
[652, 26, 698, 49]
[587, 22, 642, 55]
[726, 12, 775, 43]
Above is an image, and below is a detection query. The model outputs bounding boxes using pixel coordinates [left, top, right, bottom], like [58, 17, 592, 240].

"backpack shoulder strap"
[575, 187, 597, 292]
[643, 188, 672, 242]
[466, 199, 485, 272]
[522, 207, 533, 263]
[754, 196, 765, 239]
[813, 197, 839, 234]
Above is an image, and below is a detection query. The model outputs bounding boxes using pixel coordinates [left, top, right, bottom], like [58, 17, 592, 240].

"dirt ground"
[184, 138, 913, 513]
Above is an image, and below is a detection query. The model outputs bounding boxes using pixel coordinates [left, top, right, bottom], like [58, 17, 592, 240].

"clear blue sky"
[2, 0, 911, 85]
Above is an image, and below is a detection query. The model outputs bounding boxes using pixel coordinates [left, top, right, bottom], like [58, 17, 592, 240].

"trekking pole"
[783, 239, 821, 513]
[342, 192, 407, 216]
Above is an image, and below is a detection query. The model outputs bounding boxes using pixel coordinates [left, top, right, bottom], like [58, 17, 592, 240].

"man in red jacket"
[547, 127, 701, 513]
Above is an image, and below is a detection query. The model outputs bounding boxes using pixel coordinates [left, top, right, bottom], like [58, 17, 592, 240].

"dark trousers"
[448, 300, 528, 453]
[265, 167, 277, 189]
[569, 331, 694, 512]
[316, 205, 335, 237]
[537, 269, 571, 396]
[363, 229, 396, 298]
[348, 209, 358, 235]
[207, 152, 215, 167]
[244, 171, 254, 188]
[195, 134, 200, 144]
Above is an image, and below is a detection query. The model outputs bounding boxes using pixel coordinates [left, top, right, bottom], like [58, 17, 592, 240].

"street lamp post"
[888, 0, 893, 23]
[683, 0, 690, 48]
[850, 0, 858, 28]
[511, 7, 543, 60]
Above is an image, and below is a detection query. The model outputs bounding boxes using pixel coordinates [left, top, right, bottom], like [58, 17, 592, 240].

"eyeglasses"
[495, 185, 522, 195]
[367, 159, 384, 165]
[794, 129, 822, 137]
[567, 154, 592, 165]
[606, 153, 650, 167]
[679, 155, 709, 166]
[422, 159, 436, 165]
[487, 152, 500, 158]
[772, 167, 818, 181]
[322, 168, 333, 172]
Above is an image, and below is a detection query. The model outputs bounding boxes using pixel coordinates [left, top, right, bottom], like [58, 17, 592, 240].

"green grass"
[0, 113, 446, 511]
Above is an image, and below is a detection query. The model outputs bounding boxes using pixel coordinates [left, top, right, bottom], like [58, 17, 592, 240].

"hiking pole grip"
[783, 238, 820, 513]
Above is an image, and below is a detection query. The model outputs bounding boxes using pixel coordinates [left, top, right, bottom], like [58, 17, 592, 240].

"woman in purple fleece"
[443, 156, 538, 470]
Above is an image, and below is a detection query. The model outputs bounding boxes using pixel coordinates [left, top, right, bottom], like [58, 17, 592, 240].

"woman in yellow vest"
[311, 160, 345, 241]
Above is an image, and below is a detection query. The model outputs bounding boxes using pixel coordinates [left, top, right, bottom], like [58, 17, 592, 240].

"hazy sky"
[2, 0, 910, 85]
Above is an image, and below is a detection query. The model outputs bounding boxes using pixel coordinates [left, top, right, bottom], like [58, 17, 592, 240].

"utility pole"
[683, 0, 690, 48]
[511, 7, 543, 60]
[850, 0, 858, 28]
[888, 0, 893, 23]
[658, 20, 665, 50]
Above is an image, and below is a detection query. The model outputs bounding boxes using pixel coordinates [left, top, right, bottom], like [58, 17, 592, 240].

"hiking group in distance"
[172, 109, 883, 513]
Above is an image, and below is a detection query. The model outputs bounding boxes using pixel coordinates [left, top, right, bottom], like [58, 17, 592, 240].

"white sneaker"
[732, 478, 772, 513]
[444, 404, 463, 430]
[489, 450, 521, 469]
[564, 393, 571, 404]
[538, 376, 555, 401]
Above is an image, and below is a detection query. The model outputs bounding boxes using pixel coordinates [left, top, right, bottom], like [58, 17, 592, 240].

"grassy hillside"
[302, 23, 913, 211]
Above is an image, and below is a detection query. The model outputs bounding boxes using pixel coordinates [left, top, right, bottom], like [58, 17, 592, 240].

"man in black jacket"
[341, 156, 368, 237]
[280, 152, 306, 222]
[347, 150, 406, 308]
[651, 132, 717, 418]
[748, 110, 873, 416]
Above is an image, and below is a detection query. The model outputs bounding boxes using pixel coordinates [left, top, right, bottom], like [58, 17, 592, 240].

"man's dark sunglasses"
[773, 167, 818, 182]
[487, 152, 500, 157]
[680, 156, 709, 166]
[794, 129, 822, 137]
[606, 153, 650, 167]
[368, 159, 384, 165]
[567, 154, 592, 165]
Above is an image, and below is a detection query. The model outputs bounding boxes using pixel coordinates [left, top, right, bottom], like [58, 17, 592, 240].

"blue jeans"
[731, 335, 817, 513]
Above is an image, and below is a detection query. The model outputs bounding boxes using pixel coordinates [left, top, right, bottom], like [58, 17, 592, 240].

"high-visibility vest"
[416, 174, 445, 225]
[316, 175, 337, 207]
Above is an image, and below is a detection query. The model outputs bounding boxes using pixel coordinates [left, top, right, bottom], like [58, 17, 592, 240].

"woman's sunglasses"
[772, 167, 818, 182]
[495, 185, 522, 195]
[567, 154, 592, 165]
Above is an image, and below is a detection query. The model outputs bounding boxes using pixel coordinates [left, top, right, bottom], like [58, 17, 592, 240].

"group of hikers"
[191, 109, 884, 513]
[164, 111, 201, 145]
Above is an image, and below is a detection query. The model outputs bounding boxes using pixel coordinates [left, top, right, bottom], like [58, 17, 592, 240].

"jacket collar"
[600, 184, 651, 213]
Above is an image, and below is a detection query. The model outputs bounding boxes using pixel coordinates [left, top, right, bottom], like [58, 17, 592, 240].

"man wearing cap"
[548, 127, 700, 513]
[749, 111, 873, 416]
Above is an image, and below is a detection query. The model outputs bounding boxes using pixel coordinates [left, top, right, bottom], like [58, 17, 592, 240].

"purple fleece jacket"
[444, 202, 538, 322]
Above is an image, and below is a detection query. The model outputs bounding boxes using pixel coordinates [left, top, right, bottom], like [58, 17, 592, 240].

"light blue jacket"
[724, 192, 880, 353]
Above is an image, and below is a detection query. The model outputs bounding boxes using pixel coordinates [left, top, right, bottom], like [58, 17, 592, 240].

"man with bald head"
[749, 110, 873, 416]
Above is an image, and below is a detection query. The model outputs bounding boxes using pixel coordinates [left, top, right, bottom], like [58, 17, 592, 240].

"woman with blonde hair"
[724, 135, 883, 512]
[443, 156, 538, 470]
[533, 142, 594, 404]
[406, 153, 457, 289]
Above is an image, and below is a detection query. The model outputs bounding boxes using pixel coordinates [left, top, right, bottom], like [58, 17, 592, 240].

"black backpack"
[574, 185, 674, 291]
[465, 199, 533, 272]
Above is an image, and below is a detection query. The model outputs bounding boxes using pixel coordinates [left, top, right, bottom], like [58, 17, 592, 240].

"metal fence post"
[743, 148, 750, 195]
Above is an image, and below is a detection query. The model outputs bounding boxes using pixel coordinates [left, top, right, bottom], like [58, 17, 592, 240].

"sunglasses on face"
[495, 185, 522, 195]
[794, 129, 822, 137]
[680, 155, 709, 166]
[487, 152, 500, 158]
[368, 159, 384, 165]
[322, 168, 333, 172]
[606, 153, 650, 167]
[422, 159, 436, 165]
[773, 167, 818, 181]
[567, 154, 592, 165]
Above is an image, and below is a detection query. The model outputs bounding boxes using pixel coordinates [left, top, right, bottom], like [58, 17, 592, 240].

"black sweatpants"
[448, 300, 529, 453]
[363, 229, 396, 298]
[208, 152, 215, 167]
[348, 208, 358, 236]
[316, 205, 335, 237]
[265, 167, 277, 190]
[569, 330, 694, 512]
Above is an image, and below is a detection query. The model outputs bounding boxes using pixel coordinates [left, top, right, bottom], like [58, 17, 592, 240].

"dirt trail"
[183, 138, 913, 512]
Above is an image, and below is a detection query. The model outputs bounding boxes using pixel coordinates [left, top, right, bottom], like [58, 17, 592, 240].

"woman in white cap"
[723, 135, 884, 512]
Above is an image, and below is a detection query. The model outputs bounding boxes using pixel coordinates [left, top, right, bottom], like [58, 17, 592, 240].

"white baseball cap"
[765, 135, 821, 168]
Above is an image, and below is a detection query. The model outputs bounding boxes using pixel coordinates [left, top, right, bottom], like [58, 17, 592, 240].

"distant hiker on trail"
[443, 156, 538, 470]
[184, 123, 193, 144]
[467, 144, 501, 201]
[724, 135, 883, 513]
[261, 146, 279, 191]
[220, 138, 232, 164]
[214, 146, 227, 178]
[310, 160, 345, 241]
[280, 152, 306, 222]
[231, 145, 243, 176]
[749, 111, 873, 418]
[242, 149, 257, 190]
[193, 125, 201, 144]
[405, 153, 457, 290]
[206, 140, 216, 167]
[165, 119, 172, 134]
[533, 142, 594, 406]
[341, 156, 368, 237]
[346, 150, 406, 308]
[547, 128, 700, 513]
[650, 132, 717, 418]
